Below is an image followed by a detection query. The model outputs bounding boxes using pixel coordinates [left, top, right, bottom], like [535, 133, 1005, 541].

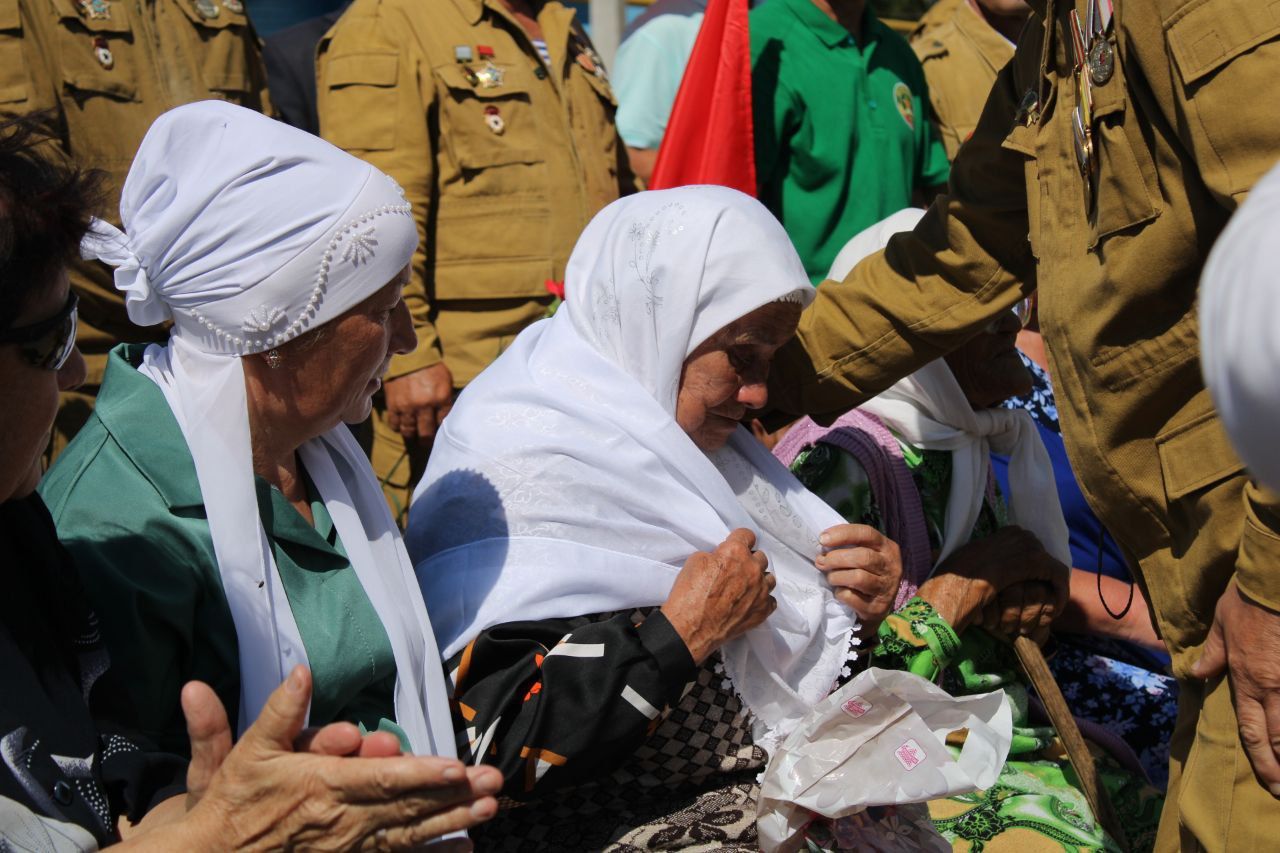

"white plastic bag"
[756, 667, 1013, 852]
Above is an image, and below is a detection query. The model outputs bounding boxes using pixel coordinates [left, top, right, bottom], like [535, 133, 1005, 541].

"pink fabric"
[774, 411, 933, 609]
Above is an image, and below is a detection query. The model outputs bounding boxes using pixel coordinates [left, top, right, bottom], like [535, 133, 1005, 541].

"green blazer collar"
[94, 344, 205, 511]
[95, 345, 348, 559]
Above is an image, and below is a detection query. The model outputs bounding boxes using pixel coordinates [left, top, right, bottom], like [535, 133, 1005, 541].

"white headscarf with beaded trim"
[80, 101, 455, 758]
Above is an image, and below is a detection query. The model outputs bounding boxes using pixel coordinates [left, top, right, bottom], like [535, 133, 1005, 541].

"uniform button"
[53, 780, 73, 805]
[534, 66, 548, 80]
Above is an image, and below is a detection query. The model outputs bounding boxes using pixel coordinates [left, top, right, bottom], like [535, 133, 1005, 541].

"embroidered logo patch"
[894, 738, 926, 770]
[893, 82, 914, 130]
[841, 696, 873, 718]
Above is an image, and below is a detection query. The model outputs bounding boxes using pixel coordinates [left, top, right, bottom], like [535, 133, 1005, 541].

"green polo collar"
[779, 0, 880, 49]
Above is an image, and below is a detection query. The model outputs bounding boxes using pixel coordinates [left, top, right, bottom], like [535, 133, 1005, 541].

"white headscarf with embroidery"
[80, 101, 455, 758]
[408, 186, 857, 748]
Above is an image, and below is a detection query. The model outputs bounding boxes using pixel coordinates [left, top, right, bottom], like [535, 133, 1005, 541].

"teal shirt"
[613, 13, 704, 149]
[750, 0, 951, 282]
[40, 345, 400, 754]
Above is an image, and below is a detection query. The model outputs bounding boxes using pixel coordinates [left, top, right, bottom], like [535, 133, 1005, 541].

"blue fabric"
[992, 356, 1129, 580]
[992, 418, 1130, 581]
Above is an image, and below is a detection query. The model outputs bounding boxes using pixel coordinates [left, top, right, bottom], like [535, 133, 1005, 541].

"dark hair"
[0, 113, 103, 332]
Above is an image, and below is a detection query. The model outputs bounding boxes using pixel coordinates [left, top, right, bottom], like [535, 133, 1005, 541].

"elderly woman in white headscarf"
[405, 187, 906, 849]
[40, 102, 459, 768]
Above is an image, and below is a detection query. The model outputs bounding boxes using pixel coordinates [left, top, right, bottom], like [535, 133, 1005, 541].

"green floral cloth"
[791, 439, 1163, 852]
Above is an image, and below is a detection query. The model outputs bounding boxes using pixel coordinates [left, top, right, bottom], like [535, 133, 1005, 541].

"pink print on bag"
[894, 738, 926, 771]
[841, 696, 872, 718]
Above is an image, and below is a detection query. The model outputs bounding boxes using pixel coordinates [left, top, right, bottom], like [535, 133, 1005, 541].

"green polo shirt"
[40, 345, 401, 755]
[751, 0, 950, 282]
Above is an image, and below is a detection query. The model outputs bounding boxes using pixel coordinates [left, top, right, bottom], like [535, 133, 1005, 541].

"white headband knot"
[81, 218, 171, 326]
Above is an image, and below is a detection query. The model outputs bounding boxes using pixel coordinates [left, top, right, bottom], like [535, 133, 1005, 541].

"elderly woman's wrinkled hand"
[815, 524, 902, 631]
[662, 528, 777, 664]
[919, 526, 1069, 637]
[164, 666, 500, 851]
[979, 577, 1067, 645]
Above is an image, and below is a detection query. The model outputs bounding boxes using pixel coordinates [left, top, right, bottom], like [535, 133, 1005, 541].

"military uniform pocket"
[170, 0, 257, 98]
[0, 0, 27, 104]
[1087, 54, 1161, 247]
[48, 0, 138, 101]
[1155, 409, 1245, 502]
[323, 52, 399, 151]
[434, 63, 543, 171]
[1166, 0, 1280, 197]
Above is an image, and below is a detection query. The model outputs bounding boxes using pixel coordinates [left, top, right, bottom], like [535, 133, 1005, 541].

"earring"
[265, 348, 282, 369]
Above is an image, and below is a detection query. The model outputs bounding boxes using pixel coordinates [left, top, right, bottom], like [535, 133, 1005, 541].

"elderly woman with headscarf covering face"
[40, 102, 459, 766]
[406, 187, 905, 848]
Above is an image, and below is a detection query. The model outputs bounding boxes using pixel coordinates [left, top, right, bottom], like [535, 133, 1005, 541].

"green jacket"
[40, 345, 398, 754]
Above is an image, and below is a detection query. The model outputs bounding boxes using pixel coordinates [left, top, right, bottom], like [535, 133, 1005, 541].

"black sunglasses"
[0, 291, 79, 370]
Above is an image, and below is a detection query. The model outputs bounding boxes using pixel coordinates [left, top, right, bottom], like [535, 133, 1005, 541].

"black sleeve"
[449, 610, 697, 799]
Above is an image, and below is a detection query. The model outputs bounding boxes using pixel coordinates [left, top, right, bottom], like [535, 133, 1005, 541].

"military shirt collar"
[780, 0, 880, 49]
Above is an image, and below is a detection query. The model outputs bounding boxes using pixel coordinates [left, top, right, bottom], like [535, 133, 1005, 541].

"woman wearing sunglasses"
[0, 114, 498, 849]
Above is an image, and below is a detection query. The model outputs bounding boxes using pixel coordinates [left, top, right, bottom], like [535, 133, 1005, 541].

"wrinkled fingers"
[355, 797, 498, 851]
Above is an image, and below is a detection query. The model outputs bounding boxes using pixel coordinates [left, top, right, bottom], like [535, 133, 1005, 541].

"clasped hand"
[815, 523, 903, 632]
[918, 525, 1069, 642]
[662, 529, 776, 664]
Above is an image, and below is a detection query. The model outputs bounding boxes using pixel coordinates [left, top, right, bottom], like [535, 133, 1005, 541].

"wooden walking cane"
[1013, 635, 1130, 852]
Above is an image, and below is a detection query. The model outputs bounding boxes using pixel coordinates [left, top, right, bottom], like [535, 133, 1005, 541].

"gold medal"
[474, 60, 504, 89]
[77, 0, 111, 20]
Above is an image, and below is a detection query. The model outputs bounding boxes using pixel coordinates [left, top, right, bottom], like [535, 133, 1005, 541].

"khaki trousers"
[1157, 673, 1280, 852]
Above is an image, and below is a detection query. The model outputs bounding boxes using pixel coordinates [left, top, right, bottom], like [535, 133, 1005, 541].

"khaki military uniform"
[317, 0, 637, 521]
[0, 0, 266, 452]
[911, 0, 1015, 160]
[772, 0, 1280, 847]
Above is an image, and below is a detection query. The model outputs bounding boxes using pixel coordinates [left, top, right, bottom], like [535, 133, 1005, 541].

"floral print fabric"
[792, 443, 1166, 851]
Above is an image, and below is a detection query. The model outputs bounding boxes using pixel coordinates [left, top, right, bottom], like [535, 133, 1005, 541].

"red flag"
[648, 0, 755, 196]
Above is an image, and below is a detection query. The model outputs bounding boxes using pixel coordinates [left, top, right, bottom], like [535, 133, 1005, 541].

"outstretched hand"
[1192, 579, 1280, 798]
[126, 666, 502, 850]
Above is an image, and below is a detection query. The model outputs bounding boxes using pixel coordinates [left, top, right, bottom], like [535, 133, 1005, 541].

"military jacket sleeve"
[1237, 483, 1280, 612]
[769, 27, 1037, 419]
[318, 4, 444, 378]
